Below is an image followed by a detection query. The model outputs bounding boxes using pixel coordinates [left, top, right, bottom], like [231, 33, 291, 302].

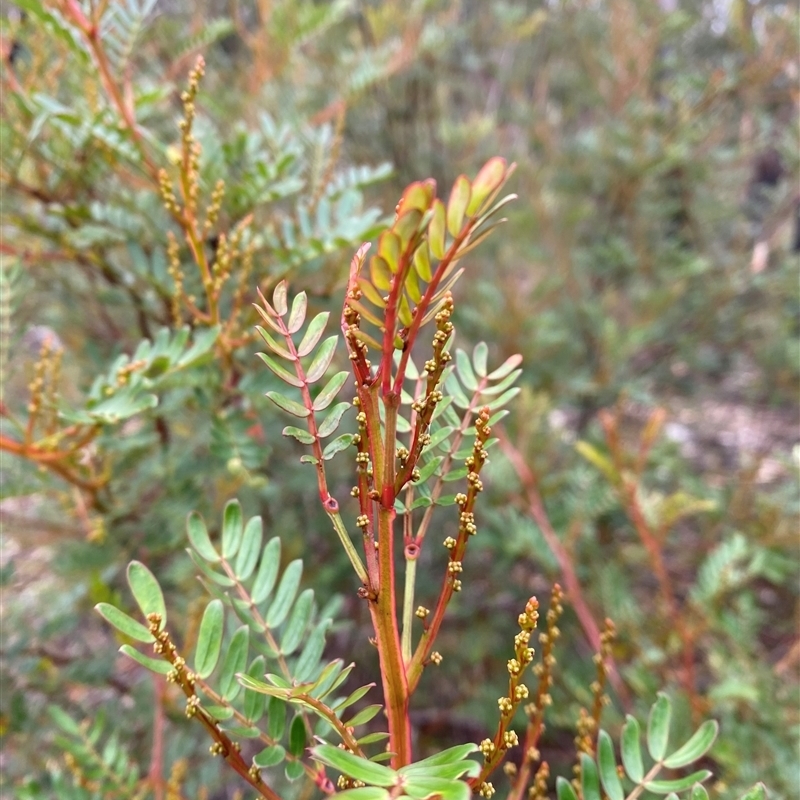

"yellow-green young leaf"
[621, 715, 643, 782]
[266, 391, 310, 418]
[127, 561, 166, 626]
[404, 267, 422, 304]
[120, 644, 174, 674]
[194, 599, 224, 678]
[664, 721, 719, 769]
[310, 660, 351, 699]
[575, 440, 618, 484]
[580, 754, 601, 800]
[334, 683, 374, 714]
[370, 255, 392, 291]
[273, 281, 288, 316]
[297, 311, 330, 357]
[645, 771, 712, 795]
[96, 603, 155, 643]
[597, 731, 624, 800]
[454, 219, 505, 258]
[647, 693, 672, 762]
[657, 492, 716, 531]
[395, 179, 436, 215]
[313, 371, 349, 412]
[467, 156, 508, 215]
[251, 536, 281, 604]
[737, 785, 767, 800]
[234, 516, 263, 581]
[311, 744, 398, 786]
[398, 294, 413, 326]
[358, 277, 387, 308]
[266, 559, 303, 628]
[295, 618, 330, 682]
[306, 335, 338, 383]
[428, 199, 447, 259]
[218, 626, 249, 699]
[243, 655, 267, 722]
[187, 512, 220, 563]
[280, 588, 314, 655]
[403, 778, 469, 800]
[400, 744, 478, 772]
[333, 788, 390, 800]
[222, 499, 244, 560]
[344, 704, 383, 728]
[394, 209, 423, 248]
[287, 291, 308, 334]
[413, 244, 432, 282]
[256, 352, 304, 387]
[556, 778, 579, 800]
[254, 744, 286, 768]
[446, 175, 472, 237]
[347, 298, 386, 328]
[378, 231, 401, 273]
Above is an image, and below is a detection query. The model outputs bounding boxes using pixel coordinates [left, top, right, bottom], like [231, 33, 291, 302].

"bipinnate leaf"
[647, 693, 672, 761]
[581, 753, 602, 800]
[486, 353, 523, 381]
[257, 352, 303, 387]
[194, 599, 224, 678]
[218, 626, 249, 699]
[288, 713, 306, 758]
[254, 745, 286, 768]
[119, 644, 173, 674]
[273, 281, 288, 316]
[556, 777, 580, 800]
[472, 342, 488, 377]
[234, 516, 263, 581]
[287, 291, 307, 334]
[267, 695, 286, 740]
[645, 771, 712, 794]
[187, 512, 220, 563]
[597, 730, 624, 800]
[251, 536, 281, 603]
[221, 499, 244, 559]
[344, 704, 383, 728]
[266, 391, 310, 417]
[295, 618, 330, 682]
[284, 425, 316, 444]
[311, 744, 397, 786]
[306, 336, 338, 382]
[737, 785, 767, 800]
[280, 588, 314, 655]
[266, 559, 303, 628]
[323, 433, 354, 460]
[621, 715, 644, 782]
[95, 603, 154, 643]
[127, 561, 166, 626]
[691, 785, 710, 800]
[318, 402, 351, 438]
[313, 371, 348, 411]
[663, 720, 718, 768]
[243, 655, 267, 722]
[446, 175, 471, 237]
[297, 311, 330, 357]
[467, 156, 507, 215]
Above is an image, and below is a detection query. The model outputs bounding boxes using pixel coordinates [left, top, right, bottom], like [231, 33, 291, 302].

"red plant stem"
[369, 506, 412, 767]
[497, 430, 628, 703]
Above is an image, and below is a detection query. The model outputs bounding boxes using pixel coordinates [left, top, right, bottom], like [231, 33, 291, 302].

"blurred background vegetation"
[0, 0, 797, 798]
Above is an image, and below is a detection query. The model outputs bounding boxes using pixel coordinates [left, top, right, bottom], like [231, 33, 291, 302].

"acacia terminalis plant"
[96, 160, 760, 800]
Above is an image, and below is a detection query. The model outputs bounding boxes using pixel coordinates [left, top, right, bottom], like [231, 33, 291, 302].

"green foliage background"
[1, 1, 797, 798]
